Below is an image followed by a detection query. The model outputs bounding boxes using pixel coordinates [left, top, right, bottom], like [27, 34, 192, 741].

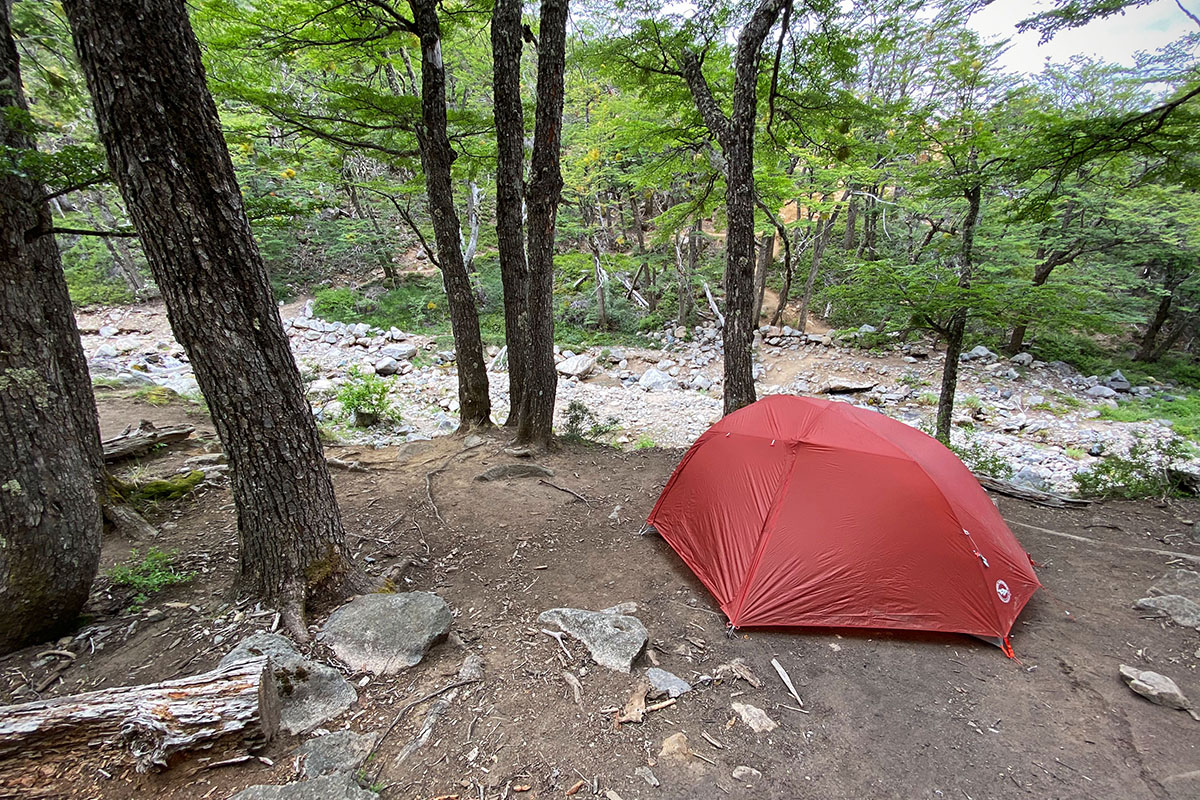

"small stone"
[381, 343, 418, 361]
[634, 766, 660, 787]
[373, 357, 400, 376]
[144, 608, 165, 622]
[659, 732, 690, 760]
[731, 702, 777, 733]
[98, 325, 119, 338]
[319, 592, 452, 674]
[556, 354, 597, 378]
[647, 667, 691, 699]
[228, 772, 377, 800]
[1135, 595, 1200, 629]
[1086, 385, 1118, 398]
[732, 765, 763, 783]
[639, 368, 676, 392]
[1010, 352, 1034, 366]
[1119, 664, 1191, 710]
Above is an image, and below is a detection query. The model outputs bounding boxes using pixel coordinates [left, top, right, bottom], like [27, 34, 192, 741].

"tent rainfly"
[647, 394, 1040, 653]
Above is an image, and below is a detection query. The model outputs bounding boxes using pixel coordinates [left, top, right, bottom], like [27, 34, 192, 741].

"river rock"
[1010, 352, 1034, 366]
[382, 343, 418, 361]
[639, 368, 676, 392]
[374, 357, 400, 376]
[1119, 665, 1191, 710]
[1087, 385, 1118, 398]
[537, 607, 648, 672]
[319, 592, 452, 674]
[219, 633, 356, 735]
[556, 354, 597, 378]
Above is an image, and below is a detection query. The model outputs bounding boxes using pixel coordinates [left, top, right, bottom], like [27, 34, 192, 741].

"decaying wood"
[974, 473, 1090, 508]
[703, 281, 725, 328]
[103, 502, 158, 540]
[0, 657, 278, 776]
[101, 419, 195, 463]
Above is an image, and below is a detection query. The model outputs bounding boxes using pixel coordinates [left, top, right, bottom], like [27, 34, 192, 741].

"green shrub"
[1098, 393, 1200, 441]
[950, 436, 1014, 480]
[106, 547, 192, 610]
[634, 435, 656, 450]
[560, 399, 617, 442]
[337, 367, 393, 426]
[1073, 436, 1191, 499]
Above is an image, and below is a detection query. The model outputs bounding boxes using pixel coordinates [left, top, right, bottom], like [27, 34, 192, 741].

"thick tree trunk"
[771, 227, 800, 327]
[0, 657, 278, 775]
[842, 193, 857, 250]
[518, 0, 569, 448]
[0, 5, 103, 655]
[63, 0, 357, 630]
[408, 0, 492, 429]
[936, 183, 982, 445]
[491, 0, 529, 429]
[680, 0, 789, 414]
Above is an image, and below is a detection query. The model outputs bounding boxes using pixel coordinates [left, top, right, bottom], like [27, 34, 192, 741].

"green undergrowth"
[1098, 393, 1200, 441]
[106, 547, 193, 610]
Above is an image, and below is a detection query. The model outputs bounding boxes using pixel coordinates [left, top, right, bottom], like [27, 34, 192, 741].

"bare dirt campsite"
[1, 391, 1198, 800]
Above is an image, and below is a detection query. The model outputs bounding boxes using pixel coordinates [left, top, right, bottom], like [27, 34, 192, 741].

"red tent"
[647, 394, 1040, 650]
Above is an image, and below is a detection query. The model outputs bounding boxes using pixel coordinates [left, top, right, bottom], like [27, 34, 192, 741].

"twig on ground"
[537, 479, 597, 505]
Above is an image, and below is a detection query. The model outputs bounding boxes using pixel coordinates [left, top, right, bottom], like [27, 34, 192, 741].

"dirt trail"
[2, 393, 1198, 800]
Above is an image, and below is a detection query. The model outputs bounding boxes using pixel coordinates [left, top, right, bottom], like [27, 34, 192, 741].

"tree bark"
[0, 657, 278, 775]
[63, 0, 358, 630]
[753, 232, 773, 325]
[797, 208, 840, 332]
[1135, 292, 1174, 362]
[408, 0, 492, 429]
[935, 182, 982, 445]
[679, 0, 790, 414]
[491, 0, 529, 429]
[518, 0, 569, 448]
[0, 4, 103, 655]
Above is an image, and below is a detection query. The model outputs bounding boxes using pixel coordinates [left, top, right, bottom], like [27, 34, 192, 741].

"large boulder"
[638, 368, 676, 392]
[1086, 385, 1118, 399]
[319, 592, 453, 674]
[538, 607, 648, 672]
[382, 342, 418, 361]
[556, 354, 597, 378]
[219, 633, 356, 735]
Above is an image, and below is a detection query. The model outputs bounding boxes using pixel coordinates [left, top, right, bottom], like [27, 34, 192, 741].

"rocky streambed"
[79, 300, 1191, 494]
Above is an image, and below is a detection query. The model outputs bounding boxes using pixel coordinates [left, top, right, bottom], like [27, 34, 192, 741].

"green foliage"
[1073, 436, 1191, 499]
[950, 436, 1014, 480]
[120, 471, 205, 509]
[62, 245, 136, 307]
[134, 385, 178, 406]
[1098, 393, 1200, 440]
[336, 367, 393, 426]
[560, 400, 617, 442]
[634, 434, 657, 450]
[106, 548, 193, 610]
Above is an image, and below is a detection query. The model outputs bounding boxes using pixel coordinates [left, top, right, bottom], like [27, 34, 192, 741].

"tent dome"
[647, 395, 1039, 647]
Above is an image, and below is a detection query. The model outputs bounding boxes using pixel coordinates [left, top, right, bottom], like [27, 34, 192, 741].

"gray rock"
[732, 765, 763, 783]
[556, 354, 597, 378]
[475, 463, 554, 481]
[298, 730, 379, 778]
[1149, 569, 1200, 603]
[690, 374, 713, 391]
[94, 344, 119, 359]
[1135, 595, 1200, 629]
[1086, 385, 1118, 398]
[1010, 352, 1034, 367]
[1106, 370, 1132, 393]
[382, 343, 418, 361]
[857, 324, 877, 334]
[537, 607, 648, 672]
[819, 379, 875, 394]
[228, 772, 377, 800]
[731, 702, 777, 733]
[635, 766, 660, 787]
[303, 299, 315, 318]
[1119, 664, 1191, 710]
[98, 325, 119, 338]
[963, 345, 997, 362]
[320, 592, 452, 674]
[373, 357, 400, 376]
[639, 368, 676, 392]
[219, 633, 356, 735]
[647, 667, 691, 699]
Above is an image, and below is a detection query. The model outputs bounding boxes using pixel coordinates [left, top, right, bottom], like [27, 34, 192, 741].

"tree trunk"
[1135, 293, 1174, 362]
[92, 190, 145, 294]
[842, 193, 857, 250]
[678, 220, 699, 327]
[491, 0, 529, 429]
[679, 0, 789, 414]
[1149, 317, 1192, 361]
[408, 0, 492, 429]
[935, 182, 982, 444]
[752, 232, 773, 325]
[0, 657, 278, 775]
[518, 0, 569, 448]
[589, 234, 607, 330]
[63, 0, 357, 632]
[797, 208, 841, 333]
[771, 227, 800, 327]
[461, 180, 482, 272]
[0, 4, 103, 655]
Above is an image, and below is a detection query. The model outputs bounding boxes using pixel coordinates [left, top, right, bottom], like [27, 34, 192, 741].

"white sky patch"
[969, 0, 1199, 73]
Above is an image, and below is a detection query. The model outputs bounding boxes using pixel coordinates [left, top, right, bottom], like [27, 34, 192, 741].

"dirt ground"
[2, 391, 1199, 800]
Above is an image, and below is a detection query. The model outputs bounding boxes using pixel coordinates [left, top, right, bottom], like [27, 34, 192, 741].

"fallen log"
[974, 473, 1090, 508]
[0, 657, 278, 775]
[102, 419, 195, 463]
